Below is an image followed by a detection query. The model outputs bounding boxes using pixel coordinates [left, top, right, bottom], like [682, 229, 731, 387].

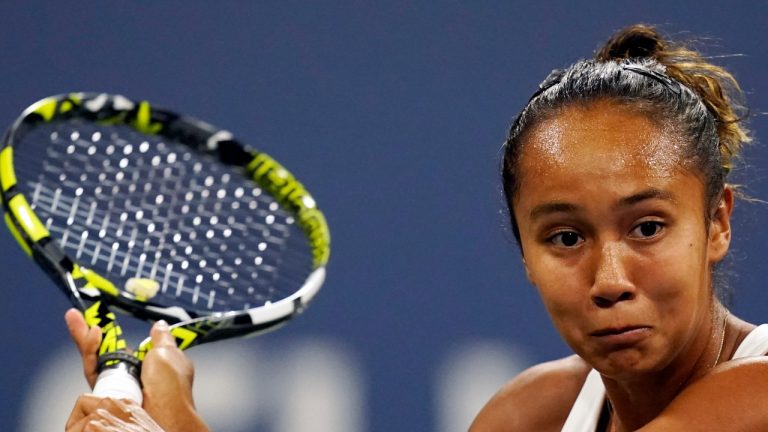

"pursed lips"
[590, 325, 651, 337]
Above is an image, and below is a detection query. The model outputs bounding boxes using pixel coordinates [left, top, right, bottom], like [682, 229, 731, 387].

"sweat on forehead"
[517, 100, 691, 184]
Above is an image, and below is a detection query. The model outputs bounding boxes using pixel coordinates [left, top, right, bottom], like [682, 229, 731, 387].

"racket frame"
[0, 92, 329, 369]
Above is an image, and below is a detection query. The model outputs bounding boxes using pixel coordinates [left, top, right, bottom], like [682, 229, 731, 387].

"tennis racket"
[0, 93, 330, 403]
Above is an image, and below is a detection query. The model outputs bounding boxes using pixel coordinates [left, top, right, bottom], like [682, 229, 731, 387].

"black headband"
[621, 64, 683, 96]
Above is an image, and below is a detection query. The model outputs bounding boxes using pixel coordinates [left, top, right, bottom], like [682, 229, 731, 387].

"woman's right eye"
[548, 231, 583, 247]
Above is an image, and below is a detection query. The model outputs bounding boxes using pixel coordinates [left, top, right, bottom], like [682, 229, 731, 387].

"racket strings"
[13, 121, 314, 311]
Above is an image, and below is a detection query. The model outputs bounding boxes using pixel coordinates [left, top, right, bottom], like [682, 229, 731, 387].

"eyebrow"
[617, 188, 676, 207]
[529, 202, 579, 221]
[529, 188, 676, 221]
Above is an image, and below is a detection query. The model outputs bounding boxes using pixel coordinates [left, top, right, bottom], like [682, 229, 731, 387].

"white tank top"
[560, 324, 768, 432]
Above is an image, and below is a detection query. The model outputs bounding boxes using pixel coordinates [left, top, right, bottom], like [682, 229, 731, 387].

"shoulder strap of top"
[732, 324, 768, 358]
[560, 369, 605, 432]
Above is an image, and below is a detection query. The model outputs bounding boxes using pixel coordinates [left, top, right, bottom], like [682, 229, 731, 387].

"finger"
[86, 401, 162, 432]
[65, 309, 102, 359]
[67, 398, 141, 432]
[99, 398, 137, 423]
[65, 309, 103, 386]
[65, 309, 90, 354]
[66, 413, 98, 432]
[149, 320, 176, 348]
[96, 403, 152, 430]
[82, 418, 114, 432]
[65, 395, 135, 430]
[66, 394, 102, 430]
[79, 418, 108, 432]
[90, 397, 137, 425]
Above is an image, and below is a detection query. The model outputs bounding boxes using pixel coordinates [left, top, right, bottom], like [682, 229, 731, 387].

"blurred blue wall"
[1, 2, 766, 431]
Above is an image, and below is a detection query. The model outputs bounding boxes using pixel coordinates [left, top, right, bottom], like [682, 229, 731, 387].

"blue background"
[0, 2, 766, 431]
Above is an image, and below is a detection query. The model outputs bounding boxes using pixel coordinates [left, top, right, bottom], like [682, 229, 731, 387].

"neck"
[601, 303, 729, 431]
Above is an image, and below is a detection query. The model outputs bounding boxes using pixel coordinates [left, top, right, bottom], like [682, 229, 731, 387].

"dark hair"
[502, 24, 750, 244]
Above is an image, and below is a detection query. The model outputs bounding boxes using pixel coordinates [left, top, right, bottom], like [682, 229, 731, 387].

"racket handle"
[93, 362, 144, 404]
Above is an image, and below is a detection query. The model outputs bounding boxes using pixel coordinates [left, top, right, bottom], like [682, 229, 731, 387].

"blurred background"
[0, 2, 766, 431]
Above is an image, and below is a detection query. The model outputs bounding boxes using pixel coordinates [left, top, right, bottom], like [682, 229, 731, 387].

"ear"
[521, 256, 535, 284]
[708, 186, 734, 264]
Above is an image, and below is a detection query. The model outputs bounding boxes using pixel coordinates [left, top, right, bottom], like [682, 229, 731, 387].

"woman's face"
[512, 100, 732, 378]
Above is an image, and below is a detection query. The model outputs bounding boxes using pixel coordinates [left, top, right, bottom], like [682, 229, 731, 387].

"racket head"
[0, 93, 330, 353]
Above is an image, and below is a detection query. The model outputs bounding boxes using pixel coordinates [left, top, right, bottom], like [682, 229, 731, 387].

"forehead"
[519, 101, 686, 184]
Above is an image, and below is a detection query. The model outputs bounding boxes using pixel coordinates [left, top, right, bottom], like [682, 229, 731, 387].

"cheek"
[536, 286, 592, 355]
[523, 243, 590, 325]
[641, 234, 711, 302]
[634, 260, 693, 317]
[528, 261, 589, 330]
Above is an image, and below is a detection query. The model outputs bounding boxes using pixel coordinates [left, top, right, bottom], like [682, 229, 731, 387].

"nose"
[590, 241, 635, 308]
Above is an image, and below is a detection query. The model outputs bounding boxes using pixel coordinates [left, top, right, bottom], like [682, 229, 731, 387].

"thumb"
[149, 320, 177, 348]
[65, 308, 101, 354]
[64, 308, 102, 388]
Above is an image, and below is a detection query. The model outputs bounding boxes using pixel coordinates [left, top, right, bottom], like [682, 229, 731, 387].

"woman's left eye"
[630, 221, 664, 239]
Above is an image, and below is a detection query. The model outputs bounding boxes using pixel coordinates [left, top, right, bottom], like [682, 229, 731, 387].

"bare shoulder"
[469, 355, 591, 432]
[641, 357, 768, 432]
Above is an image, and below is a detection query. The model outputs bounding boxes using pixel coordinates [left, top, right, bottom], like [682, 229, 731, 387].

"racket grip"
[93, 361, 143, 404]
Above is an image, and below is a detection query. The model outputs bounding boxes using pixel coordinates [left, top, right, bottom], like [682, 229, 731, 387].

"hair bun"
[596, 23, 750, 175]
[596, 24, 665, 61]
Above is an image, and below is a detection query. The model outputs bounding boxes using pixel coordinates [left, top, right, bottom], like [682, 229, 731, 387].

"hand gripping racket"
[0, 93, 330, 403]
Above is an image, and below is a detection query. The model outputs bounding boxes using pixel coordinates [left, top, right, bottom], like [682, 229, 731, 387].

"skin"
[64, 310, 209, 432]
[471, 100, 768, 431]
[65, 396, 164, 432]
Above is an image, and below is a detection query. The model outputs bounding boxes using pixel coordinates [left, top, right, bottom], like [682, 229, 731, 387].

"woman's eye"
[631, 221, 663, 238]
[549, 231, 583, 247]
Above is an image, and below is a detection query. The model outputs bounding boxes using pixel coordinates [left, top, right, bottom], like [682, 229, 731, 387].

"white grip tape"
[92, 364, 143, 404]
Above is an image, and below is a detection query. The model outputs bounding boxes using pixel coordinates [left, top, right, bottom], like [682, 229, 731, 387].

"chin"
[591, 351, 666, 379]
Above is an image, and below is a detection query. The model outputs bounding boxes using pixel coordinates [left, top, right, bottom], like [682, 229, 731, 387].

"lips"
[590, 325, 649, 336]
[590, 325, 652, 346]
